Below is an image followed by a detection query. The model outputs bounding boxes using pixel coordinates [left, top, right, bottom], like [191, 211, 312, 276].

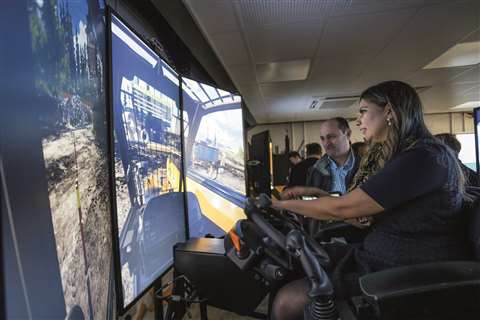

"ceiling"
[182, 0, 480, 124]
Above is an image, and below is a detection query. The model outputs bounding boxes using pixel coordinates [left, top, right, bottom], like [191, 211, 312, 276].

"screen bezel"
[180, 75, 246, 237]
[105, 7, 188, 315]
[474, 107, 480, 173]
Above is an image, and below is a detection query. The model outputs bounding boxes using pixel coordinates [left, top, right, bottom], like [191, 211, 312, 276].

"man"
[282, 118, 366, 231]
[285, 144, 322, 189]
[435, 133, 480, 187]
[306, 117, 361, 194]
[287, 151, 302, 166]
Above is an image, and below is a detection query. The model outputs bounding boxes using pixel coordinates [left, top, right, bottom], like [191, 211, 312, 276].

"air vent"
[307, 95, 358, 111]
[309, 98, 322, 110]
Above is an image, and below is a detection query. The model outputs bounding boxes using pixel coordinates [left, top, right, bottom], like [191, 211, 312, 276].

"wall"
[247, 112, 474, 156]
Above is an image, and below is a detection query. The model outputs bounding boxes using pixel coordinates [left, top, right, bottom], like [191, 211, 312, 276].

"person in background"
[435, 133, 480, 187]
[287, 151, 302, 166]
[285, 144, 322, 189]
[351, 141, 369, 158]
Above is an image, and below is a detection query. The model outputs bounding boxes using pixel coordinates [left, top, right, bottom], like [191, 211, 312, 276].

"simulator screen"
[22, 0, 114, 319]
[456, 133, 476, 171]
[110, 14, 185, 308]
[182, 78, 246, 237]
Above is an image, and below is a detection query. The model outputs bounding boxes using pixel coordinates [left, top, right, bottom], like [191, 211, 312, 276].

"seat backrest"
[466, 186, 480, 260]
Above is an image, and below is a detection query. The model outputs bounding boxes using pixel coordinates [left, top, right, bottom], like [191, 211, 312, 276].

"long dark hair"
[351, 81, 466, 196]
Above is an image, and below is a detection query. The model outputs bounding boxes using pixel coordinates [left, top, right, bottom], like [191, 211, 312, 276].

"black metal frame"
[179, 79, 191, 241]
[105, 6, 189, 315]
[474, 107, 480, 173]
[0, 158, 5, 320]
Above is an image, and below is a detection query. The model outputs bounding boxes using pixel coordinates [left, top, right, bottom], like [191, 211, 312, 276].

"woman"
[271, 81, 471, 320]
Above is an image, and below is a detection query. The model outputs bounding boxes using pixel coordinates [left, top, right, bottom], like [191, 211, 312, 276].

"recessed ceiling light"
[450, 101, 480, 110]
[423, 41, 480, 69]
[256, 59, 311, 83]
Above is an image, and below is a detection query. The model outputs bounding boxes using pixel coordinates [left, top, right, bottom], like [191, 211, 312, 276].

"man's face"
[319, 120, 351, 159]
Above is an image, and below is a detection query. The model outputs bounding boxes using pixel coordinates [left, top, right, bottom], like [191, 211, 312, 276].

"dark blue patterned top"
[358, 140, 471, 271]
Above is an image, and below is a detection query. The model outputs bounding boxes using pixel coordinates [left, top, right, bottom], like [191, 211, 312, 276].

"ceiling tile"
[183, 0, 238, 35]
[405, 65, 474, 87]
[210, 32, 251, 66]
[450, 64, 480, 84]
[381, 2, 479, 52]
[308, 54, 370, 94]
[316, 9, 415, 57]
[359, 1, 480, 86]
[238, 0, 338, 26]
[246, 22, 324, 63]
[462, 29, 480, 42]
[421, 82, 480, 112]
[256, 59, 311, 83]
[330, 0, 449, 17]
[259, 82, 310, 100]
[227, 64, 258, 85]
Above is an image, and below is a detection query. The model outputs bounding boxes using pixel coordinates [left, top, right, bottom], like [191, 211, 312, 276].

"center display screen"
[109, 13, 185, 309]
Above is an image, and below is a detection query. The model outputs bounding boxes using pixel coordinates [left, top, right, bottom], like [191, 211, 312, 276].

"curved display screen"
[110, 13, 185, 309]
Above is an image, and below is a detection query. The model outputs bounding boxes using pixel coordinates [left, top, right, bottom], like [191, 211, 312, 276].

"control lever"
[257, 193, 272, 209]
[286, 230, 337, 320]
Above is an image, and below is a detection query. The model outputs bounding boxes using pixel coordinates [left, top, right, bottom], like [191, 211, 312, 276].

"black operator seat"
[358, 186, 480, 320]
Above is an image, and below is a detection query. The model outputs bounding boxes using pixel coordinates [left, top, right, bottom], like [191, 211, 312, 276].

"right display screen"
[182, 77, 246, 237]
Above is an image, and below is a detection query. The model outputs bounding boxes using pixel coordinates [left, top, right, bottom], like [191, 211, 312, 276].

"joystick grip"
[257, 193, 272, 209]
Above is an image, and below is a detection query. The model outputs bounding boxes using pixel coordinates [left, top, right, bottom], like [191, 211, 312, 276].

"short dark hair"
[288, 151, 301, 159]
[435, 133, 461, 154]
[330, 117, 350, 133]
[306, 143, 322, 156]
[351, 141, 367, 154]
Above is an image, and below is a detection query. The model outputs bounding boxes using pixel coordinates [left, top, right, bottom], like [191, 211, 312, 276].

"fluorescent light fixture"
[112, 19, 158, 68]
[450, 101, 480, 110]
[257, 59, 311, 83]
[423, 41, 480, 69]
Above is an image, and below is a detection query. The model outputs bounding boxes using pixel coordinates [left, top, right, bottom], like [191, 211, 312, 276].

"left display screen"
[110, 13, 186, 308]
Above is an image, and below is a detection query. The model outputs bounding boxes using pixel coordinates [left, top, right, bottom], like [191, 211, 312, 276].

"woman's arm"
[272, 188, 384, 220]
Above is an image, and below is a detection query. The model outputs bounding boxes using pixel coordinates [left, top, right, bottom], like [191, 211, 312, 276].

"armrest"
[359, 261, 480, 320]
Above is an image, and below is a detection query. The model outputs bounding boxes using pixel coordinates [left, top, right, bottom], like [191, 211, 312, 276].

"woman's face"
[356, 99, 391, 142]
